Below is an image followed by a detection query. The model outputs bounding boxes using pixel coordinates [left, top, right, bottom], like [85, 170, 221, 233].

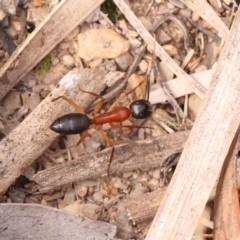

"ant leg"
[109, 77, 147, 111]
[79, 88, 105, 115]
[52, 95, 84, 114]
[110, 122, 153, 130]
[99, 129, 115, 177]
[49, 130, 89, 156]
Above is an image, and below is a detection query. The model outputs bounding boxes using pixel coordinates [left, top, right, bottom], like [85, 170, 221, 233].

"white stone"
[62, 55, 75, 67]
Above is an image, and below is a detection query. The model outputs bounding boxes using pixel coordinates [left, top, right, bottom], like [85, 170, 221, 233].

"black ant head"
[129, 99, 152, 119]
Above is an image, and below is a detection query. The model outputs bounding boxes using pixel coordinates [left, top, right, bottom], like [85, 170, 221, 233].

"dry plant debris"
[0, 0, 239, 239]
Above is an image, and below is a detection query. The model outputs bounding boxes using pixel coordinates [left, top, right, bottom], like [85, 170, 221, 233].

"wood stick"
[0, 203, 116, 240]
[113, 0, 206, 99]
[33, 131, 189, 188]
[213, 129, 240, 240]
[126, 183, 217, 225]
[0, 0, 104, 101]
[145, 7, 240, 240]
[179, 0, 229, 41]
[0, 68, 107, 194]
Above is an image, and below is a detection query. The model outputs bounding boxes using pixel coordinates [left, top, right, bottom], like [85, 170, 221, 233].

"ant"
[49, 78, 152, 176]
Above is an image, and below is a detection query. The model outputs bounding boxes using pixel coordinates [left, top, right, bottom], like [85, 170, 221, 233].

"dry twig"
[0, 68, 107, 194]
[33, 131, 189, 189]
[0, 0, 104, 101]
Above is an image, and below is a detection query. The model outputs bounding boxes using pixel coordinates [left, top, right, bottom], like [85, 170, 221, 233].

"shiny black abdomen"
[50, 113, 91, 135]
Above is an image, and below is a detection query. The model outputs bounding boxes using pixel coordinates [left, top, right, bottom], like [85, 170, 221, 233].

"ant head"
[129, 99, 152, 119]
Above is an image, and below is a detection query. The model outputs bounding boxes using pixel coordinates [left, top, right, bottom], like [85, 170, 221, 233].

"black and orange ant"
[50, 79, 152, 176]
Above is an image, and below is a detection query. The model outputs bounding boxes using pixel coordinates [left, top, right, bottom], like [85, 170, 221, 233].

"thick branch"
[0, 203, 116, 240]
[146, 7, 240, 240]
[0, 0, 104, 101]
[33, 131, 189, 188]
[0, 68, 107, 194]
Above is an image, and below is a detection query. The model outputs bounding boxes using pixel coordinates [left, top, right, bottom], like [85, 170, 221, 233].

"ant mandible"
[50, 78, 152, 176]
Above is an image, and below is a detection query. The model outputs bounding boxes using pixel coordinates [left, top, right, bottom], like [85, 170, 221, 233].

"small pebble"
[149, 178, 159, 190]
[93, 192, 104, 203]
[139, 16, 152, 31]
[62, 55, 75, 67]
[194, 65, 208, 73]
[115, 51, 134, 71]
[59, 42, 70, 50]
[132, 172, 139, 180]
[153, 168, 161, 179]
[162, 44, 178, 57]
[63, 189, 76, 205]
[112, 178, 128, 190]
[52, 58, 60, 66]
[179, 8, 192, 18]
[191, 11, 200, 22]
[88, 59, 103, 68]
[138, 128, 145, 140]
[139, 60, 148, 73]
[123, 171, 134, 179]
[76, 185, 88, 198]
[8, 189, 26, 203]
[129, 38, 142, 49]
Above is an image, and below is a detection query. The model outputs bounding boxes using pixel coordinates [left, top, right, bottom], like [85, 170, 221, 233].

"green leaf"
[39, 55, 51, 75]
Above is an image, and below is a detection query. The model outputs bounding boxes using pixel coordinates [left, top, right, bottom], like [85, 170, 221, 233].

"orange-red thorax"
[92, 107, 131, 125]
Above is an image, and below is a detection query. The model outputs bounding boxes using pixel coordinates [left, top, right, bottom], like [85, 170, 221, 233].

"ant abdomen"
[50, 113, 91, 135]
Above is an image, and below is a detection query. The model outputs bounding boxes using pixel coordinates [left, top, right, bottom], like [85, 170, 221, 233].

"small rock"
[139, 60, 148, 73]
[64, 27, 79, 42]
[115, 51, 133, 71]
[41, 199, 48, 206]
[12, 21, 21, 31]
[188, 94, 203, 120]
[149, 178, 159, 190]
[123, 171, 133, 179]
[139, 17, 152, 31]
[80, 203, 100, 220]
[128, 74, 147, 99]
[88, 59, 103, 68]
[158, 62, 174, 81]
[157, 30, 171, 44]
[132, 172, 139, 180]
[129, 38, 142, 49]
[179, 8, 192, 18]
[93, 192, 103, 203]
[62, 54, 75, 67]
[194, 65, 208, 73]
[63, 189, 76, 205]
[192, 11, 200, 22]
[22, 166, 35, 180]
[59, 42, 70, 50]
[63, 200, 82, 214]
[8, 188, 26, 203]
[112, 178, 128, 190]
[153, 168, 161, 179]
[76, 185, 88, 198]
[129, 184, 149, 199]
[77, 29, 130, 60]
[162, 44, 178, 56]
[138, 128, 145, 140]
[2, 91, 21, 114]
[43, 191, 64, 201]
[27, 92, 41, 112]
[111, 187, 118, 195]
[5, 26, 18, 39]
